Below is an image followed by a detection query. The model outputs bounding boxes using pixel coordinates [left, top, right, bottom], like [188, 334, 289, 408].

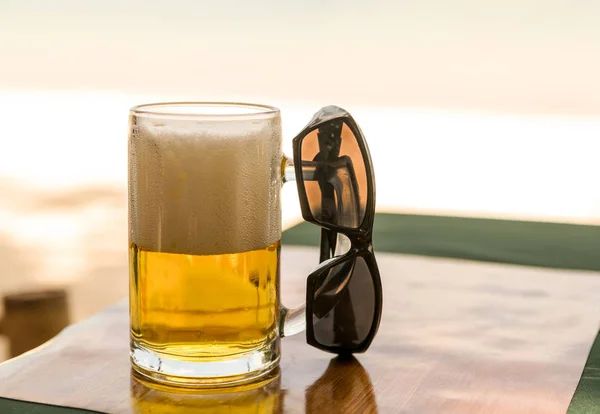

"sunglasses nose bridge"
[348, 228, 371, 247]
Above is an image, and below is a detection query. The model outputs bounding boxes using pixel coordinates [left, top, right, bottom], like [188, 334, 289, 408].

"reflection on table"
[131, 368, 283, 413]
[305, 356, 377, 414]
[130, 356, 377, 414]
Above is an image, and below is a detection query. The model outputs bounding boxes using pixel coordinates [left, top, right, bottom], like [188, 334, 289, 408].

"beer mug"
[128, 103, 382, 387]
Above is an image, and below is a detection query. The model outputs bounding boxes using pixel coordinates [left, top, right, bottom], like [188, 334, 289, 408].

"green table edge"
[568, 330, 600, 413]
[283, 212, 600, 271]
[0, 397, 101, 414]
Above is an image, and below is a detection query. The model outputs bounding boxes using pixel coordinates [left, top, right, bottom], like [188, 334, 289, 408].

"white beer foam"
[129, 118, 282, 256]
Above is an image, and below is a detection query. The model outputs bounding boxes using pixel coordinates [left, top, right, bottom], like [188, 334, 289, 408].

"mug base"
[130, 338, 280, 388]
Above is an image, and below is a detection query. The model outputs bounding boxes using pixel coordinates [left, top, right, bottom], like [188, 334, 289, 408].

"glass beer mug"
[128, 102, 382, 387]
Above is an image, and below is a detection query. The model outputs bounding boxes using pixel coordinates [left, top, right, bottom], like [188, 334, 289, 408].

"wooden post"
[0, 289, 70, 358]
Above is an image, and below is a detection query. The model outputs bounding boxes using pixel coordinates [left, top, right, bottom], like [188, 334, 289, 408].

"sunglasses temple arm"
[320, 228, 337, 263]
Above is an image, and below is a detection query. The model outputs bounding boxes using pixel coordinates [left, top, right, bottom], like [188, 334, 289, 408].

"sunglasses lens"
[300, 120, 368, 229]
[311, 255, 375, 350]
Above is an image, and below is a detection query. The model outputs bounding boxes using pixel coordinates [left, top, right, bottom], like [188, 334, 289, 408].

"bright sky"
[1, 0, 599, 112]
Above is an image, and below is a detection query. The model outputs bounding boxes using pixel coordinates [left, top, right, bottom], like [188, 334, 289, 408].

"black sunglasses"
[292, 106, 383, 354]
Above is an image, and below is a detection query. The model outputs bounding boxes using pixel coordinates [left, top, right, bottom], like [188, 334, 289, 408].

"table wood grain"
[1, 247, 600, 413]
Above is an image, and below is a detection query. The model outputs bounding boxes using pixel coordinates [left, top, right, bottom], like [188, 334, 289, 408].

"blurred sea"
[1, 90, 599, 292]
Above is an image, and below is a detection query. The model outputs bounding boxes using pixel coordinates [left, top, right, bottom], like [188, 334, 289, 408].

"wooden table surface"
[1, 246, 600, 413]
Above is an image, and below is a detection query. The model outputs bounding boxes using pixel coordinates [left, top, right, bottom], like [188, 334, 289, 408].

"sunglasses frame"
[292, 106, 383, 354]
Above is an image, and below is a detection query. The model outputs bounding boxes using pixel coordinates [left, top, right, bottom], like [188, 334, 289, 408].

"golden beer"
[128, 102, 284, 385]
[129, 241, 280, 359]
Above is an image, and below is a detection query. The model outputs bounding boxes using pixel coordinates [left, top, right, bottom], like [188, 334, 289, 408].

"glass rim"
[130, 101, 280, 120]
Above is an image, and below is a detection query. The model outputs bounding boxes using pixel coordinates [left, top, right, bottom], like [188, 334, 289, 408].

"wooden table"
[1, 246, 599, 413]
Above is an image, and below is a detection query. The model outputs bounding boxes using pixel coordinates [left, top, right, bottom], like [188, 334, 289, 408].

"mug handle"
[278, 155, 307, 337]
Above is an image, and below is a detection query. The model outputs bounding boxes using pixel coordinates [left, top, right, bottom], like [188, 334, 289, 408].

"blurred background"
[0, 0, 599, 361]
